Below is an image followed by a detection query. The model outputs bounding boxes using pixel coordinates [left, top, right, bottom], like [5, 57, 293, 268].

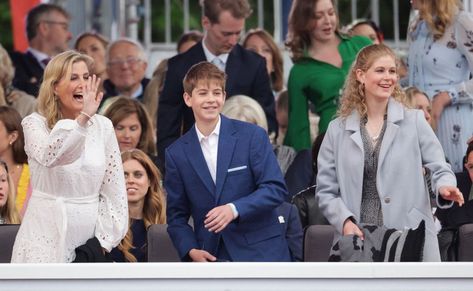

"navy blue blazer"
[10, 51, 44, 97]
[165, 116, 290, 262]
[276, 202, 303, 261]
[157, 42, 277, 163]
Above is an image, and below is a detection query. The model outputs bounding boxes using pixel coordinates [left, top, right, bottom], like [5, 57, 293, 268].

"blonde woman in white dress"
[11, 51, 128, 263]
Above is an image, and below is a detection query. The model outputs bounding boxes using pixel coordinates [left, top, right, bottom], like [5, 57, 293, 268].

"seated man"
[102, 38, 149, 106]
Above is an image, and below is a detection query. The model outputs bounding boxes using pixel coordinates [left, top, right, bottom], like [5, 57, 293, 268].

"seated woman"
[0, 106, 31, 216]
[109, 149, 166, 262]
[0, 159, 21, 224]
[102, 97, 162, 171]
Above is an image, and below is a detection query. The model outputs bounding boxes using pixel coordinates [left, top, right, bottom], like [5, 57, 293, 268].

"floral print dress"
[408, 11, 473, 173]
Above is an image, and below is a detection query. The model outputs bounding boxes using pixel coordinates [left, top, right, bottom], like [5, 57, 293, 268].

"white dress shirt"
[195, 117, 221, 184]
[195, 116, 238, 218]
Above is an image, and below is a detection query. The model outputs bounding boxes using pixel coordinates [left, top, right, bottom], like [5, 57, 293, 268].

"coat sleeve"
[232, 127, 289, 222]
[95, 120, 129, 251]
[316, 121, 355, 234]
[415, 110, 456, 209]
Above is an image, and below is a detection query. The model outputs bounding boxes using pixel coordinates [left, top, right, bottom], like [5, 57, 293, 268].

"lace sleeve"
[21, 113, 88, 167]
[94, 119, 128, 251]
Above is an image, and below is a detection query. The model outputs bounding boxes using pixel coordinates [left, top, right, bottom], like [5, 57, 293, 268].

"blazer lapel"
[224, 45, 242, 95]
[378, 98, 404, 166]
[215, 116, 236, 201]
[183, 127, 216, 195]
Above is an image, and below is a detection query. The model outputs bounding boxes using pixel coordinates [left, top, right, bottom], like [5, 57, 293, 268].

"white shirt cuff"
[227, 203, 239, 219]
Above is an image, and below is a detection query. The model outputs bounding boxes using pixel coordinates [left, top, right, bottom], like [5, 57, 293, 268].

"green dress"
[284, 35, 371, 151]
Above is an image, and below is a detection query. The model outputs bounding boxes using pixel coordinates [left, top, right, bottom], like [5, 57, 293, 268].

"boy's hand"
[204, 205, 235, 233]
[188, 249, 216, 262]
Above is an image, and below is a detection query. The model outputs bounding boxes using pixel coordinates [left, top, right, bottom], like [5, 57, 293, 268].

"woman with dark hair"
[346, 19, 384, 44]
[242, 28, 284, 95]
[11, 51, 128, 263]
[102, 97, 161, 170]
[0, 106, 30, 216]
[110, 149, 166, 262]
[284, 0, 371, 151]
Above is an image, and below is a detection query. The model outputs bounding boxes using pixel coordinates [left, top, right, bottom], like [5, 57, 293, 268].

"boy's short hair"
[183, 61, 226, 94]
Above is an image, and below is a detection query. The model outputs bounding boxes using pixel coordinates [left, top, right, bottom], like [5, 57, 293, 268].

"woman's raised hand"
[82, 74, 103, 117]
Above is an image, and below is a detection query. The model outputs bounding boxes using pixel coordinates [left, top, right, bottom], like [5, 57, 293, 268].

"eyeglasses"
[108, 57, 143, 68]
[42, 20, 69, 31]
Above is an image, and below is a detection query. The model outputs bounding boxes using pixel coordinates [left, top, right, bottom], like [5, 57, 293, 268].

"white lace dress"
[11, 113, 128, 263]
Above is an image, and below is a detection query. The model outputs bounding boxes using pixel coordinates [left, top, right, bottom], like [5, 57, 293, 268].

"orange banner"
[10, 0, 41, 52]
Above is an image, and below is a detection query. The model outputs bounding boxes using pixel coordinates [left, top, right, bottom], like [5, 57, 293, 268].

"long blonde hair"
[338, 44, 408, 118]
[415, 0, 461, 40]
[37, 51, 93, 129]
[118, 149, 166, 262]
[0, 160, 21, 224]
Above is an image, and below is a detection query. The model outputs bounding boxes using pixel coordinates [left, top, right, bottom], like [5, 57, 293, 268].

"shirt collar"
[195, 115, 221, 142]
[27, 47, 50, 64]
[202, 40, 229, 64]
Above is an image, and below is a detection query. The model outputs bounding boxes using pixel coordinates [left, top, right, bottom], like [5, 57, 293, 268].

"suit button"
[384, 197, 391, 204]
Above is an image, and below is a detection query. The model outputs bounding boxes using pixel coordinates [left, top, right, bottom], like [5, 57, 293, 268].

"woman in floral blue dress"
[408, 0, 473, 173]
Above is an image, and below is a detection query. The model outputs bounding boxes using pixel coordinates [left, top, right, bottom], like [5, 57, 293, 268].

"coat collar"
[345, 98, 404, 132]
[345, 98, 404, 156]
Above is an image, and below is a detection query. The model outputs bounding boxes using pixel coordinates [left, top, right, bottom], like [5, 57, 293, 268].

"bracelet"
[80, 111, 93, 119]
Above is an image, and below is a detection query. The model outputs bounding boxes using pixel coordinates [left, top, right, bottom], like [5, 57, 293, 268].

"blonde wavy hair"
[415, 0, 461, 40]
[37, 51, 93, 129]
[118, 149, 166, 262]
[0, 160, 21, 224]
[338, 44, 407, 118]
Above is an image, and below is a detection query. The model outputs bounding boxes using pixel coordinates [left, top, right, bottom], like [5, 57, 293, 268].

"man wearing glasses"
[10, 3, 72, 97]
[101, 38, 149, 106]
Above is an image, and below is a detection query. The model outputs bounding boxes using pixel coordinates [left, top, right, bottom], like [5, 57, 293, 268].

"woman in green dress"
[285, 0, 371, 151]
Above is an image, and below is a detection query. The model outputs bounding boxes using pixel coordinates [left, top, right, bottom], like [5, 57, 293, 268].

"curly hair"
[118, 149, 166, 262]
[338, 44, 408, 118]
[415, 0, 461, 40]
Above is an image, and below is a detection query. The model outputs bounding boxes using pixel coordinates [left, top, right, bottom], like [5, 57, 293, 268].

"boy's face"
[184, 79, 226, 124]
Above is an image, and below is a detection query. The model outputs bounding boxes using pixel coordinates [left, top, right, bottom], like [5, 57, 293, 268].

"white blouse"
[11, 113, 128, 263]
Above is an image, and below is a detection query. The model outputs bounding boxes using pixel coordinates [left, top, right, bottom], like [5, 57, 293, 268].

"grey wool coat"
[316, 98, 456, 261]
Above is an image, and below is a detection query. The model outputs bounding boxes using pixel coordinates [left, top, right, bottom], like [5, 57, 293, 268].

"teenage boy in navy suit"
[165, 61, 290, 262]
